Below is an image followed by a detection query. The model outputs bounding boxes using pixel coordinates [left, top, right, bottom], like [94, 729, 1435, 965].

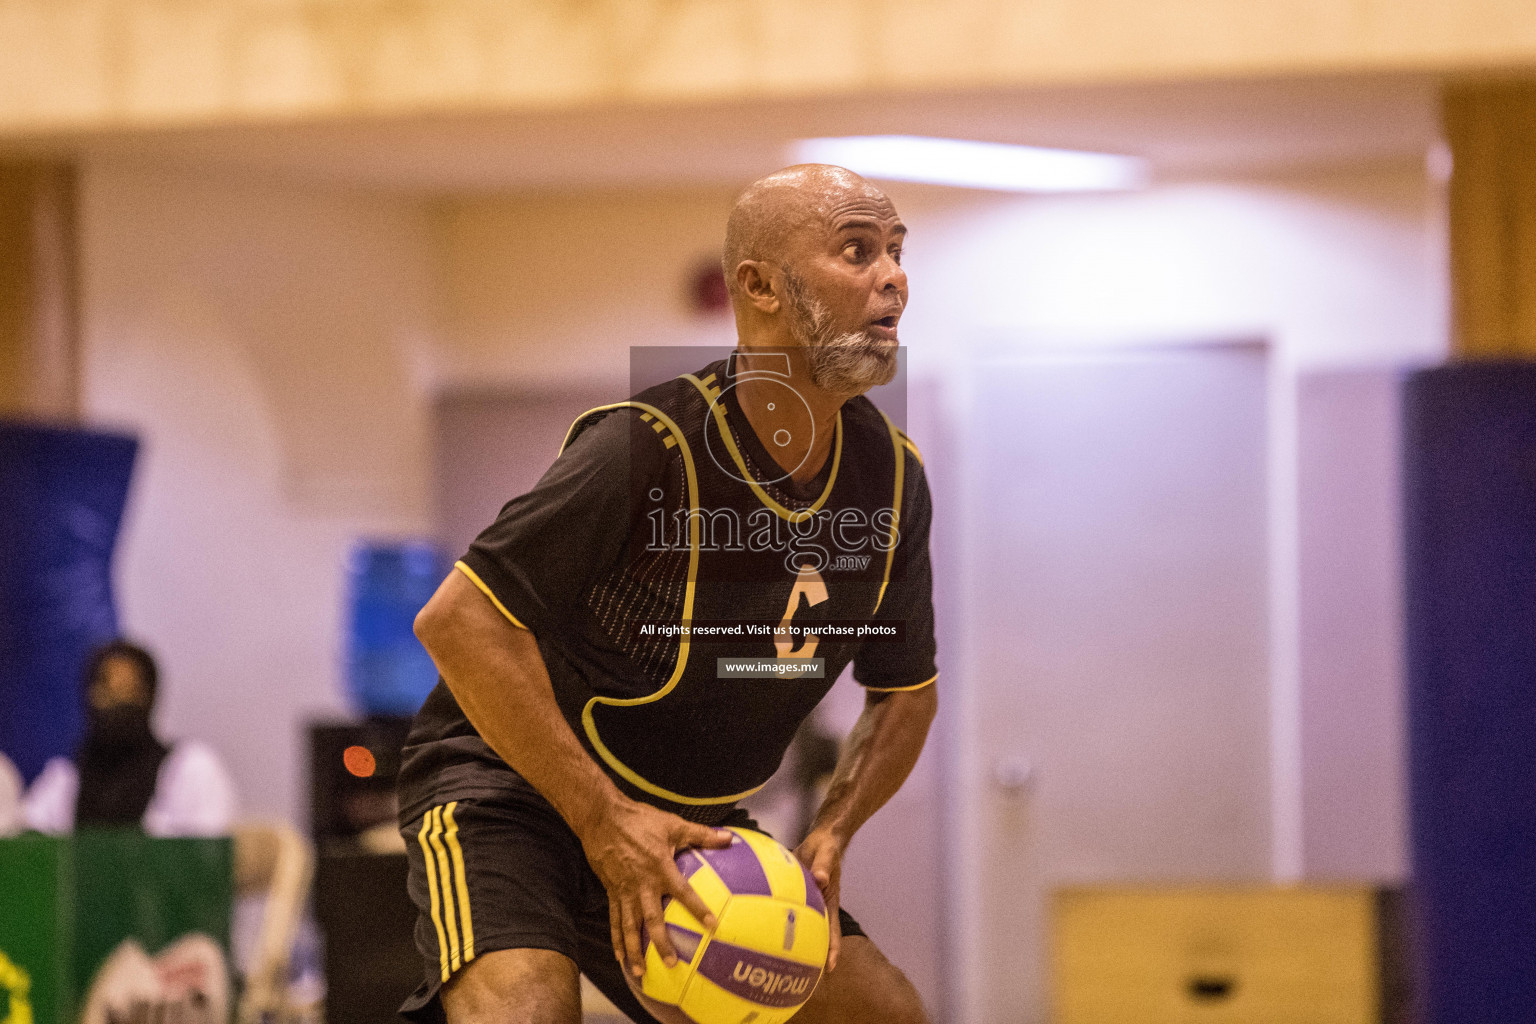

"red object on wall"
[342, 745, 377, 778]
[690, 257, 730, 315]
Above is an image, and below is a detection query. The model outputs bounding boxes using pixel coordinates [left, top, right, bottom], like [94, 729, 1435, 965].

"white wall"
[1297, 369, 1410, 882]
[886, 165, 1446, 371]
[79, 162, 438, 824]
[432, 188, 740, 391]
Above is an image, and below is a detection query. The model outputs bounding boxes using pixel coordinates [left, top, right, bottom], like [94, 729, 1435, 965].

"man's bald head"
[721, 164, 891, 298]
[721, 164, 908, 396]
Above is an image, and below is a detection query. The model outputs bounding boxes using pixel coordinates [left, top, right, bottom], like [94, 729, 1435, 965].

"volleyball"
[626, 827, 831, 1024]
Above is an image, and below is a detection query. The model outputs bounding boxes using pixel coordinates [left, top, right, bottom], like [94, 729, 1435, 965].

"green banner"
[0, 835, 73, 1024]
[0, 833, 232, 1024]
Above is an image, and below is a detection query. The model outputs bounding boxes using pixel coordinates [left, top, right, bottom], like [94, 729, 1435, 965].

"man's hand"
[578, 798, 734, 978]
[794, 827, 847, 972]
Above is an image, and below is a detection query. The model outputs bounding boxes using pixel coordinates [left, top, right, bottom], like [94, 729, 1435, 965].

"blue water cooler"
[345, 540, 446, 718]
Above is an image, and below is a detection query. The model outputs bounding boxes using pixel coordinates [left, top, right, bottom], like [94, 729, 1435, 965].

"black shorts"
[398, 775, 865, 1024]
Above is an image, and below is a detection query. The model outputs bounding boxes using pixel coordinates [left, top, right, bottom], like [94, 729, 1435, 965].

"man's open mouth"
[867, 314, 901, 341]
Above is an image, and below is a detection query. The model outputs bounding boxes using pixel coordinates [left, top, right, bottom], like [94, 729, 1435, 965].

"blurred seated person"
[0, 751, 21, 836]
[25, 640, 236, 836]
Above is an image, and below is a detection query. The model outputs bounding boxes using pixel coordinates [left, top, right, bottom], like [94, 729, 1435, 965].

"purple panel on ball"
[797, 862, 826, 914]
[674, 848, 707, 880]
[698, 835, 774, 897]
[696, 939, 822, 1009]
[667, 923, 703, 963]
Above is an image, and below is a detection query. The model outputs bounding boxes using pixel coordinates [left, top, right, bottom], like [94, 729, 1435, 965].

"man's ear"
[736, 261, 781, 314]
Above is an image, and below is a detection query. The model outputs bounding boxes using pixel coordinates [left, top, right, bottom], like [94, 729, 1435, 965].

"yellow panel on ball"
[730, 827, 809, 905]
[680, 857, 735, 919]
[680, 974, 803, 1024]
[716, 895, 830, 968]
[642, 926, 698, 1005]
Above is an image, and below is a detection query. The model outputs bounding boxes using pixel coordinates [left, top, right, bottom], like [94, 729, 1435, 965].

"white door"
[955, 345, 1272, 1023]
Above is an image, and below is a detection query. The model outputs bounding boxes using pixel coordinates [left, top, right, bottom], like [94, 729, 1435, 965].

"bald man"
[398, 165, 937, 1024]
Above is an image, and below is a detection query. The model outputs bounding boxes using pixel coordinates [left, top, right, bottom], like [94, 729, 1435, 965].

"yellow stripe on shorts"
[444, 802, 476, 963]
[418, 809, 452, 982]
[417, 804, 478, 981]
[427, 806, 464, 973]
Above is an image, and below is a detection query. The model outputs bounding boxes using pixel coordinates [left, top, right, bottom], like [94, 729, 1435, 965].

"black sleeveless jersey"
[397, 358, 937, 826]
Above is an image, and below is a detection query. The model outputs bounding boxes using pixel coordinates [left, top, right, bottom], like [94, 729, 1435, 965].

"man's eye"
[891, 248, 903, 265]
[844, 242, 866, 260]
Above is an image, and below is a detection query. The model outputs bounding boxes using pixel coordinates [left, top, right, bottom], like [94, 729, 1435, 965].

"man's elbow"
[414, 580, 461, 650]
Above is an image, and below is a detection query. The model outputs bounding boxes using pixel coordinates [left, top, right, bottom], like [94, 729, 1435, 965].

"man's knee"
[797, 936, 929, 1024]
[440, 948, 581, 1024]
[857, 969, 928, 1024]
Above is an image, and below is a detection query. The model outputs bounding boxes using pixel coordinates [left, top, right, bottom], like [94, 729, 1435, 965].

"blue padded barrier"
[0, 422, 138, 783]
[1404, 365, 1536, 1024]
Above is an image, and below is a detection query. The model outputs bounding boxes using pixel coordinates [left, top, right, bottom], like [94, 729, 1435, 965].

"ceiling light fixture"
[790, 135, 1150, 193]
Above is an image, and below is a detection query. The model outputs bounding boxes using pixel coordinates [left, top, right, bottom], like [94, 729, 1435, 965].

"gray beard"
[783, 273, 899, 397]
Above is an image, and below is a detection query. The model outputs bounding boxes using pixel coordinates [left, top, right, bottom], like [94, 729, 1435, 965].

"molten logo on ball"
[731, 960, 815, 999]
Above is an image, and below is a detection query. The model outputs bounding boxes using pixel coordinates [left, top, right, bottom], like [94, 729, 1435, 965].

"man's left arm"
[798, 442, 939, 970]
[797, 685, 937, 970]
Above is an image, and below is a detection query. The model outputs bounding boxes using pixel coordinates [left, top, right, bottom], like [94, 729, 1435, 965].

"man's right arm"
[414, 567, 731, 975]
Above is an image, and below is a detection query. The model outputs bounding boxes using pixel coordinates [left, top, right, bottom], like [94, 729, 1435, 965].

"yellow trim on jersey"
[681, 372, 842, 523]
[864, 672, 939, 694]
[418, 810, 452, 982]
[898, 430, 924, 466]
[559, 400, 649, 454]
[872, 411, 907, 615]
[454, 561, 529, 631]
[443, 802, 476, 963]
[559, 400, 759, 806]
